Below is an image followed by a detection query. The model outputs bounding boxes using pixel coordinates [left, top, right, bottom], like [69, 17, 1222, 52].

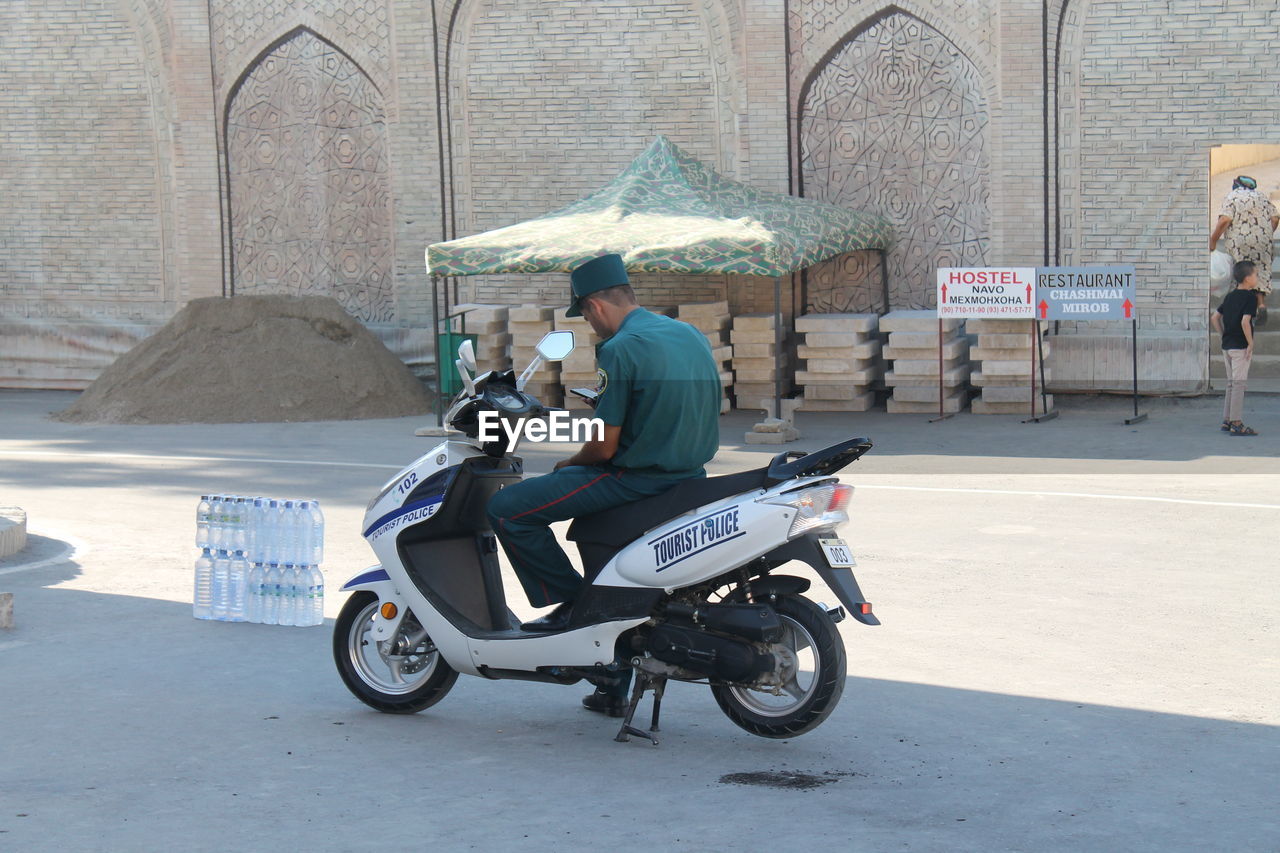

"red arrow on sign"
[1123, 298, 1133, 319]
[1026, 283, 1033, 304]
[941, 283, 948, 304]
[1039, 299, 1048, 319]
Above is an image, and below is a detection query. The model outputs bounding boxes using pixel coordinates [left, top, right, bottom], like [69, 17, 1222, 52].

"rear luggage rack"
[765, 437, 873, 483]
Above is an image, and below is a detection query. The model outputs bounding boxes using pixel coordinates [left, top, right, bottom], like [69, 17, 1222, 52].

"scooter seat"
[567, 466, 771, 549]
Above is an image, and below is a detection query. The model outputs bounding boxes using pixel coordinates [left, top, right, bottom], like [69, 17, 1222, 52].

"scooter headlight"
[762, 482, 853, 537]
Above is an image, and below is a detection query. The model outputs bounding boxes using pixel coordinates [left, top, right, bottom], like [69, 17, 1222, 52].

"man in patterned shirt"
[1211, 175, 1278, 324]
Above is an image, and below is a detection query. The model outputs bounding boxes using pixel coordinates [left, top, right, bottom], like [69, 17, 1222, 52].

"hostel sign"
[937, 268, 1036, 319]
[1035, 266, 1136, 320]
[938, 265, 1137, 321]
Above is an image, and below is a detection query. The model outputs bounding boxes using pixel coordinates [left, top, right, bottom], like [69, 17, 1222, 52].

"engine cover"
[643, 623, 775, 683]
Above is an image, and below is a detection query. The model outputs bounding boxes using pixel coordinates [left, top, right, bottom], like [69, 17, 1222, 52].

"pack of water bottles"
[192, 495, 325, 627]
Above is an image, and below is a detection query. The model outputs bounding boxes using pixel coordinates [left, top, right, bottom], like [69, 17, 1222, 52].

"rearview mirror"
[457, 339, 477, 372]
[536, 330, 575, 362]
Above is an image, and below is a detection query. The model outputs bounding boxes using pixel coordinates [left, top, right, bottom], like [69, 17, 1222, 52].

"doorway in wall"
[1208, 144, 1280, 391]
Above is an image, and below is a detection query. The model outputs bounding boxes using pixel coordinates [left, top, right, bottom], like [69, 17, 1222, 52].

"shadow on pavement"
[0, 583, 1273, 851]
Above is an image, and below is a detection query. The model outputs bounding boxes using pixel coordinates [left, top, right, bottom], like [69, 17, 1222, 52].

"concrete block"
[510, 305, 554, 322]
[972, 370, 1052, 387]
[888, 331, 953, 348]
[800, 357, 874, 373]
[795, 313, 878, 334]
[732, 313, 779, 331]
[884, 339, 968, 361]
[730, 329, 780, 345]
[977, 334, 1034, 348]
[732, 382, 777, 401]
[797, 341, 880, 360]
[967, 318, 1037, 334]
[752, 417, 790, 433]
[0, 592, 12, 630]
[0, 507, 27, 560]
[971, 347, 1045, 362]
[885, 366, 970, 386]
[973, 396, 1055, 415]
[887, 393, 968, 414]
[797, 392, 876, 412]
[879, 310, 963, 333]
[979, 360, 1035, 377]
[799, 384, 870, 400]
[731, 343, 778, 358]
[890, 385, 961, 403]
[795, 368, 876, 385]
[979, 385, 1041, 403]
[744, 428, 800, 444]
[890, 358, 967, 377]
[678, 300, 729, 318]
[802, 333, 875, 348]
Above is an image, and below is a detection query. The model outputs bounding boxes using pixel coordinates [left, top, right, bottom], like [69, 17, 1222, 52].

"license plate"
[818, 538, 855, 568]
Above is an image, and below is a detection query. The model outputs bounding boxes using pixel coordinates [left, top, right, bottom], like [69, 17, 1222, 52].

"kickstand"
[614, 674, 667, 745]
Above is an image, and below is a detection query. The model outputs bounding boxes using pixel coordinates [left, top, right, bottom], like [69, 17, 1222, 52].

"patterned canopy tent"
[425, 136, 893, 277]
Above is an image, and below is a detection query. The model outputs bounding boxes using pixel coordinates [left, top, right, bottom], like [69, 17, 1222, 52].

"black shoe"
[520, 601, 574, 632]
[582, 688, 627, 717]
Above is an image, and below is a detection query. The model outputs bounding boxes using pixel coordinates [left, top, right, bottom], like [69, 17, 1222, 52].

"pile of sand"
[56, 295, 431, 424]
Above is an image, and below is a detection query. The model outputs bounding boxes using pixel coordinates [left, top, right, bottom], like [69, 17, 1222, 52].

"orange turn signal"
[380, 602, 398, 620]
[858, 603, 873, 615]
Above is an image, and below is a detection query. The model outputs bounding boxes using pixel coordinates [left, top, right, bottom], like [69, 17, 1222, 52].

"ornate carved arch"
[225, 28, 394, 322]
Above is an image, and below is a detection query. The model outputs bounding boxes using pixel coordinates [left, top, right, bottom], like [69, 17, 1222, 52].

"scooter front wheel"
[333, 591, 457, 714]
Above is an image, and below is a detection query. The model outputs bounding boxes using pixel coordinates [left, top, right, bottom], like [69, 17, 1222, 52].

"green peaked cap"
[567, 253, 629, 317]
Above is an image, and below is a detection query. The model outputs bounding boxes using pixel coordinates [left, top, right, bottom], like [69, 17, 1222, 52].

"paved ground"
[0, 389, 1276, 852]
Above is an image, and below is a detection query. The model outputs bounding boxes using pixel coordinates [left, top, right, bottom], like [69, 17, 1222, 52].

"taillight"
[762, 482, 854, 536]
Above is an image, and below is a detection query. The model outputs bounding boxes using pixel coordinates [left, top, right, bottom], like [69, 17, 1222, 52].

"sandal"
[1228, 422, 1259, 436]
[1221, 420, 1232, 432]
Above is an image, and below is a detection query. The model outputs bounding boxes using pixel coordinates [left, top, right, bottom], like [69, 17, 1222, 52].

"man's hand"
[553, 424, 622, 471]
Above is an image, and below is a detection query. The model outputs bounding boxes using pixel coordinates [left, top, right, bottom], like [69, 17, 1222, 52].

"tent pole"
[774, 276, 783, 421]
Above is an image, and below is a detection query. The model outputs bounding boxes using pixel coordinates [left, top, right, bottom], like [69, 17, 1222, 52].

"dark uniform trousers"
[487, 464, 686, 608]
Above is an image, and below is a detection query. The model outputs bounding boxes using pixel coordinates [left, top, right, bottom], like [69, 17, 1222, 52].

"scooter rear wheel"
[333, 591, 457, 714]
[710, 594, 846, 738]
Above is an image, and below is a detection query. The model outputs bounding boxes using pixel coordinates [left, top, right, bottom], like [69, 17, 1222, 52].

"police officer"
[486, 252, 722, 714]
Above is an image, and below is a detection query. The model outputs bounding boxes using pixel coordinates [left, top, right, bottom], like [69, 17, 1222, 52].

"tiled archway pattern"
[228, 30, 392, 322]
[801, 11, 989, 310]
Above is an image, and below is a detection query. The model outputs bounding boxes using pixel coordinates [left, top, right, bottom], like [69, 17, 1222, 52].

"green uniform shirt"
[594, 308, 722, 478]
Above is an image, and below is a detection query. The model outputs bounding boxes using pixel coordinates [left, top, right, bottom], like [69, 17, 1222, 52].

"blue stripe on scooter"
[362, 494, 446, 538]
[340, 567, 391, 590]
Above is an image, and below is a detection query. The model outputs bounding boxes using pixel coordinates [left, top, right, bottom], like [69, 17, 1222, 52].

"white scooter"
[333, 331, 879, 743]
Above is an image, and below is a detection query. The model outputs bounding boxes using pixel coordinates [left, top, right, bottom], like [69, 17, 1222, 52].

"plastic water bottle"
[196, 496, 212, 548]
[279, 563, 300, 627]
[193, 547, 214, 620]
[302, 500, 324, 566]
[247, 497, 265, 564]
[263, 499, 282, 566]
[227, 550, 249, 622]
[211, 549, 232, 620]
[302, 565, 325, 627]
[246, 560, 266, 623]
[229, 497, 249, 552]
[281, 500, 300, 566]
[263, 562, 283, 626]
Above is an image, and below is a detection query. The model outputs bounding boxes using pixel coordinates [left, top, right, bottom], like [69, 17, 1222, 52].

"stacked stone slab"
[968, 319, 1053, 415]
[880, 311, 970, 414]
[452, 303, 511, 372]
[678, 301, 733, 414]
[554, 308, 602, 411]
[730, 313, 786, 411]
[794, 313, 881, 412]
[508, 305, 561, 406]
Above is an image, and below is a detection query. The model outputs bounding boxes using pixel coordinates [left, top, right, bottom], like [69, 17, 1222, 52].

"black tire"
[711, 595, 847, 738]
[333, 591, 457, 714]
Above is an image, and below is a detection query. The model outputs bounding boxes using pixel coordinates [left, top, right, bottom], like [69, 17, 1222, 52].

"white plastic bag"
[1210, 250, 1233, 288]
